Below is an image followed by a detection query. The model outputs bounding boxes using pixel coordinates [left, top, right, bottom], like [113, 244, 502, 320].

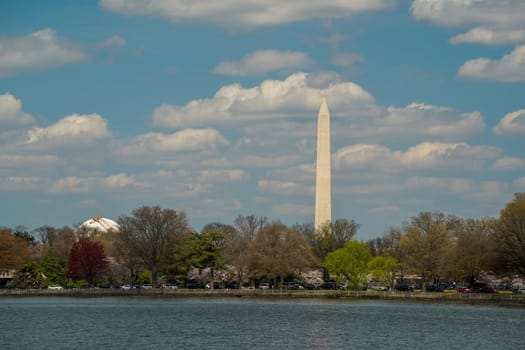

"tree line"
[1, 193, 524, 290]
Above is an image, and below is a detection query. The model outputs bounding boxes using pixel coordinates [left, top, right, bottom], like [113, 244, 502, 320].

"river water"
[1, 297, 523, 349]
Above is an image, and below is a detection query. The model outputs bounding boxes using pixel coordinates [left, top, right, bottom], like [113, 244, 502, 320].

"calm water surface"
[1, 297, 523, 349]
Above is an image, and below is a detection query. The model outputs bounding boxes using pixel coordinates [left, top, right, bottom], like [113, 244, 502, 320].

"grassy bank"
[1, 288, 524, 307]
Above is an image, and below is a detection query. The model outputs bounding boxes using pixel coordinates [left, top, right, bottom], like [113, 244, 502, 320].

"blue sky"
[1, 0, 524, 239]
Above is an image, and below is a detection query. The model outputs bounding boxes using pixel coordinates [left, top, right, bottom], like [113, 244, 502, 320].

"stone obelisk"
[315, 98, 331, 230]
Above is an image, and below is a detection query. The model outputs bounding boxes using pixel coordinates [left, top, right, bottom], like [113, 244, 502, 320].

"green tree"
[10, 261, 47, 289]
[41, 248, 67, 286]
[491, 193, 525, 275]
[324, 241, 372, 290]
[367, 256, 399, 289]
[187, 230, 226, 288]
[309, 218, 360, 260]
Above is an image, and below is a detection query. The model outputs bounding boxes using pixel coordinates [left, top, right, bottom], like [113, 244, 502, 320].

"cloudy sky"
[1, 0, 524, 239]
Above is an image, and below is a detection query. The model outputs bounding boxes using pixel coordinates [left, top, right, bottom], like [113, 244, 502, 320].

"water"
[1, 297, 523, 349]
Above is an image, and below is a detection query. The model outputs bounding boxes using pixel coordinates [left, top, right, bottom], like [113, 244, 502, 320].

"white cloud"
[152, 72, 374, 128]
[381, 102, 484, 139]
[411, 0, 525, 46]
[257, 179, 312, 195]
[121, 128, 229, 155]
[330, 52, 364, 67]
[213, 50, 313, 76]
[0, 93, 35, 127]
[26, 113, 111, 147]
[334, 144, 393, 169]
[50, 173, 136, 193]
[100, 0, 395, 28]
[152, 73, 484, 146]
[334, 142, 501, 172]
[492, 157, 525, 171]
[0, 155, 59, 167]
[493, 109, 525, 135]
[0, 29, 88, 77]
[411, 0, 525, 28]
[450, 27, 525, 45]
[97, 35, 126, 48]
[198, 169, 248, 183]
[457, 45, 525, 82]
[399, 142, 500, 170]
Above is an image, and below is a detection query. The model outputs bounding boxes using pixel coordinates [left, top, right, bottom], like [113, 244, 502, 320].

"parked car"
[515, 287, 525, 294]
[457, 286, 472, 293]
[259, 283, 270, 290]
[120, 285, 132, 290]
[368, 281, 388, 291]
[48, 285, 63, 290]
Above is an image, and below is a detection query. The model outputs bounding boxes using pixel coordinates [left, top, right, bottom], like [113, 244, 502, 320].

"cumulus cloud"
[457, 45, 525, 82]
[493, 109, 525, 135]
[100, 0, 395, 28]
[152, 73, 484, 143]
[380, 102, 484, 139]
[450, 28, 525, 45]
[0, 29, 88, 77]
[152, 72, 374, 128]
[122, 128, 229, 155]
[0, 93, 35, 127]
[334, 142, 501, 173]
[50, 173, 136, 193]
[213, 50, 313, 76]
[411, 0, 525, 46]
[26, 113, 111, 147]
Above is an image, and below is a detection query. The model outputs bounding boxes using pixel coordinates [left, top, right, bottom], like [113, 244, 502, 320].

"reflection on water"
[1, 297, 523, 349]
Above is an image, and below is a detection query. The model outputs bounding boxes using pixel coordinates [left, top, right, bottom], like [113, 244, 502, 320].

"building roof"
[78, 216, 119, 233]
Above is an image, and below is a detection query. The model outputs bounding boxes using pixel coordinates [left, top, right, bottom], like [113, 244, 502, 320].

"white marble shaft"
[315, 99, 332, 229]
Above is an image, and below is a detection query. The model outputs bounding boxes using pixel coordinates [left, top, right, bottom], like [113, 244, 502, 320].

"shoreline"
[2, 288, 524, 307]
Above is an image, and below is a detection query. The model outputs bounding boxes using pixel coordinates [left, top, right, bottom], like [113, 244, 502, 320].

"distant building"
[77, 216, 120, 236]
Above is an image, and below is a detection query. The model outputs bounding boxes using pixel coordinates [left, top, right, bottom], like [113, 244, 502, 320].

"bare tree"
[117, 206, 189, 285]
[491, 193, 525, 276]
[234, 214, 268, 241]
[399, 212, 457, 288]
[33, 226, 58, 246]
[245, 222, 316, 287]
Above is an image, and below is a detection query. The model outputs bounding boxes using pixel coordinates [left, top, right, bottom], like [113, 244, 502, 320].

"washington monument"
[314, 98, 331, 229]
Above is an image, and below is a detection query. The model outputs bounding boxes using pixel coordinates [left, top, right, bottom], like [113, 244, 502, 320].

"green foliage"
[137, 270, 152, 285]
[187, 230, 226, 270]
[324, 241, 371, 290]
[10, 261, 47, 289]
[41, 249, 67, 286]
[367, 256, 398, 288]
